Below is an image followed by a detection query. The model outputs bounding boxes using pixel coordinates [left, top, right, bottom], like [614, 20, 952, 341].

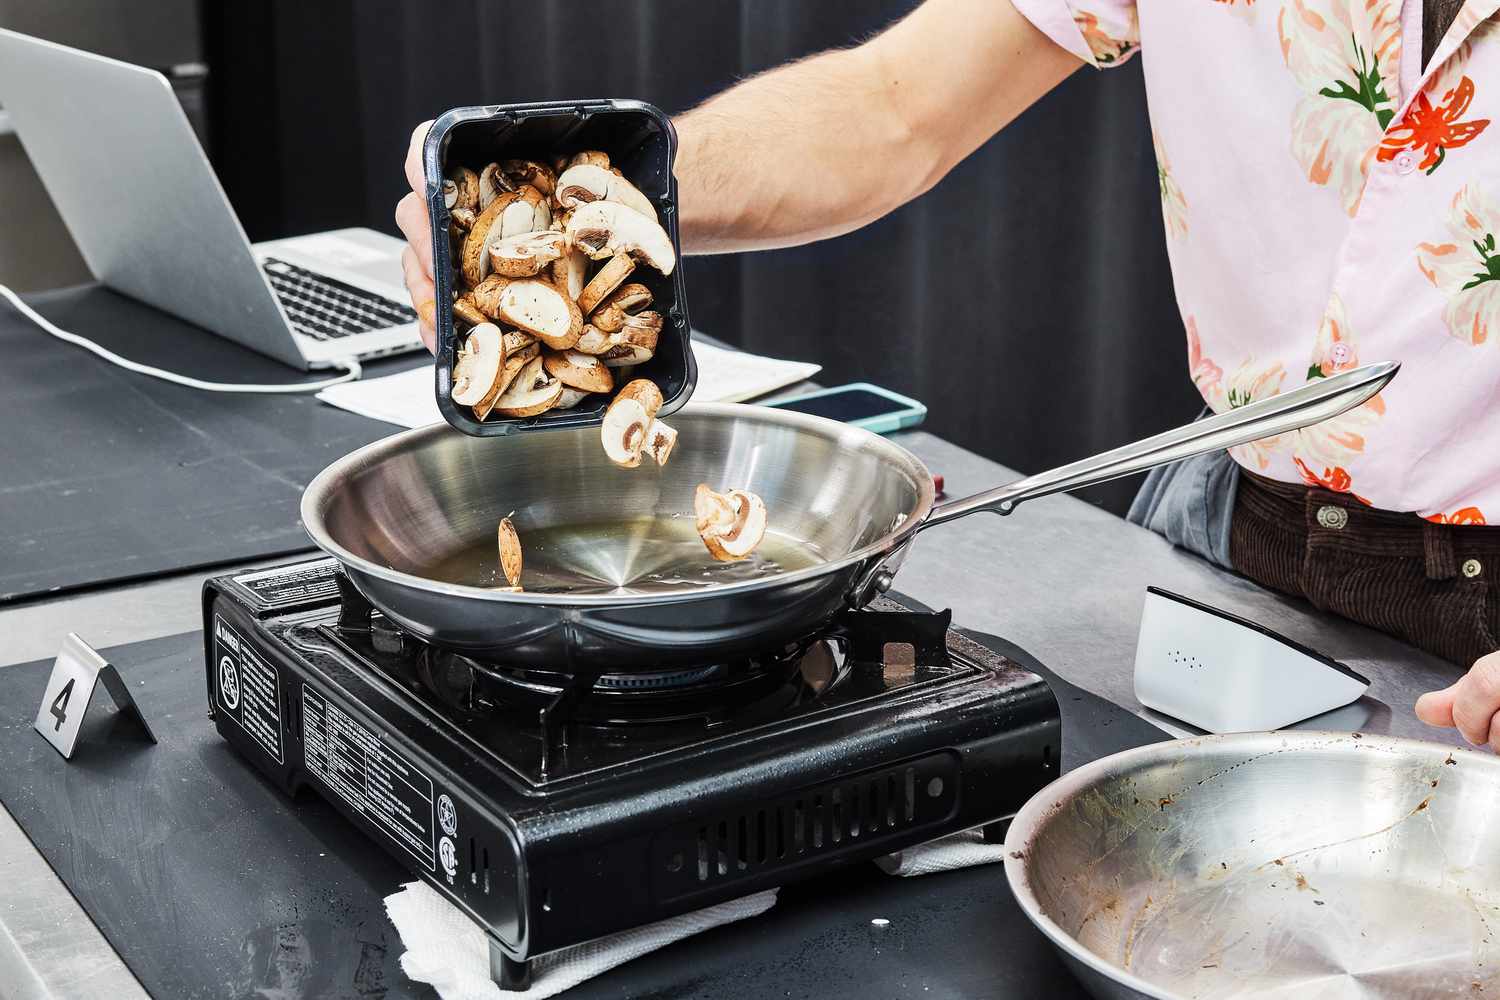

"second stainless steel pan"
[301, 362, 1397, 670]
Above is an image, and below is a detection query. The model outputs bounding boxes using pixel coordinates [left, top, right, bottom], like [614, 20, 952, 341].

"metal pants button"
[1462, 558, 1483, 579]
[1316, 505, 1348, 530]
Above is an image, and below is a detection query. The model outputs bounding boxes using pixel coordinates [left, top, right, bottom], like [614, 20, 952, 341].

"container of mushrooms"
[422, 100, 697, 436]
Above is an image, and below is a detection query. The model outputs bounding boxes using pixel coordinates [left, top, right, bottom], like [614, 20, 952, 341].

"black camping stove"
[203, 559, 1060, 990]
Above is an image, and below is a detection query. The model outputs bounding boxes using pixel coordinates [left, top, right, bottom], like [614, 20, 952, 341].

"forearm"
[674, 0, 1081, 255]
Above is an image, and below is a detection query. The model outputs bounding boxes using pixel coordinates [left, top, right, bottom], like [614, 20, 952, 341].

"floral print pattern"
[1425, 507, 1488, 525]
[1075, 8, 1140, 65]
[1377, 75, 1490, 173]
[1416, 183, 1500, 346]
[1013, 0, 1500, 520]
[1278, 0, 1401, 214]
[1154, 129, 1189, 238]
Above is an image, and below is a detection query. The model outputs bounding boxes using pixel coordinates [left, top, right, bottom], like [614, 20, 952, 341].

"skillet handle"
[848, 361, 1397, 606]
[919, 360, 1398, 531]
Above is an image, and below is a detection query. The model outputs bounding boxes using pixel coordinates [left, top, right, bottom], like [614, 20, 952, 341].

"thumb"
[1415, 683, 1459, 728]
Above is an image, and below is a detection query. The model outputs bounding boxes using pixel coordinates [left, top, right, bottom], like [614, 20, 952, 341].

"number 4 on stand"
[33, 633, 157, 759]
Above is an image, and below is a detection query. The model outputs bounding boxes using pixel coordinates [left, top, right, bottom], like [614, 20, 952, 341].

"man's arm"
[674, 0, 1081, 255]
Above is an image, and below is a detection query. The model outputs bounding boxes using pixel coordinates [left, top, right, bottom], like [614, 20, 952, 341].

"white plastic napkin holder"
[1133, 587, 1369, 733]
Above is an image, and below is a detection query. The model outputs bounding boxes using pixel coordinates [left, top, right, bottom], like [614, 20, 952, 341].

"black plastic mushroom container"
[423, 100, 696, 436]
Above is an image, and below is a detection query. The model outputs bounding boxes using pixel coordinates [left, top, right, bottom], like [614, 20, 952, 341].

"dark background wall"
[9, 0, 1199, 515]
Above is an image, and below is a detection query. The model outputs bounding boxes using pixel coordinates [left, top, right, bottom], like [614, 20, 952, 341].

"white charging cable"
[0, 283, 363, 393]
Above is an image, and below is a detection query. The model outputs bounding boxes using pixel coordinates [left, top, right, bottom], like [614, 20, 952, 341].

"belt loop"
[1423, 521, 1458, 580]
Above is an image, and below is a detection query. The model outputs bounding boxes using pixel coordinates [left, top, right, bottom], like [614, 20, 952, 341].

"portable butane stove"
[203, 558, 1060, 990]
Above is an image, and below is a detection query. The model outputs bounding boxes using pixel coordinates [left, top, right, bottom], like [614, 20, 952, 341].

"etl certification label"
[301, 686, 436, 871]
[212, 616, 284, 764]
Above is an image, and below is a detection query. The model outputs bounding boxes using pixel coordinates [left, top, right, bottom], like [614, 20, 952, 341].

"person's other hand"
[1416, 650, 1500, 750]
[395, 119, 438, 353]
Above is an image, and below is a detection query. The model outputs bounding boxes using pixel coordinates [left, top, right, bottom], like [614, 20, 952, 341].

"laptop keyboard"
[262, 257, 417, 341]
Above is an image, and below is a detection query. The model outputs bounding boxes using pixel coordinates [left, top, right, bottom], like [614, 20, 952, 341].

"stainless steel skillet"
[300, 362, 1396, 671]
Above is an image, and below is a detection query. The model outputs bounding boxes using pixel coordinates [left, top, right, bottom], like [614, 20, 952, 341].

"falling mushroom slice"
[450, 323, 508, 414]
[566, 201, 675, 274]
[694, 485, 768, 562]
[492, 356, 563, 418]
[489, 230, 568, 277]
[543, 349, 614, 393]
[554, 163, 657, 219]
[497, 517, 523, 590]
[495, 279, 583, 350]
[600, 378, 674, 468]
[577, 252, 636, 315]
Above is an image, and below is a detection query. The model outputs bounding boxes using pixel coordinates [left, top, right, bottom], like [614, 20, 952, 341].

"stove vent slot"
[666, 753, 958, 893]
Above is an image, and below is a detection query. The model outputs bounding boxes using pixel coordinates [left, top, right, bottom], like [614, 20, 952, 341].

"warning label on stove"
[301, 687, 435, 871]
[213, 616, 285, 764]
[232, 559, 339, 610]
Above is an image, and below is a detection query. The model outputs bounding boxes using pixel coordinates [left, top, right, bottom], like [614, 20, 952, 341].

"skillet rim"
[299, 401, 937, 608]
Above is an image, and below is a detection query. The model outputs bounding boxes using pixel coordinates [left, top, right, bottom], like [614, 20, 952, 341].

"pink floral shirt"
[1014, 0, 1500, 524]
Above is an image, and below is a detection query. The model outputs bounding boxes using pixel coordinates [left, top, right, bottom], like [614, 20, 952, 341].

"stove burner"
[593, 665, 724, 690]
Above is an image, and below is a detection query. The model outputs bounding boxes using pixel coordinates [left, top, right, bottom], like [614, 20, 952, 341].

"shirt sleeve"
[1010, 0, 1140, 69]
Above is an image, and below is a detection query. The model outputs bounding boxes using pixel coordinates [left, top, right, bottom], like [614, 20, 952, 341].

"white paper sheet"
[316, 341, 820, 428]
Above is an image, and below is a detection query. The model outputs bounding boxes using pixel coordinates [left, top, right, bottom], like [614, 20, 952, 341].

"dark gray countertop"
[0, 427, 1468, 1000]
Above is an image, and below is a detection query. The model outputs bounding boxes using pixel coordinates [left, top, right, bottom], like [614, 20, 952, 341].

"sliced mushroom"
[694, 485, 768, 562]
[449, 207, 477, 232]
[470, 273, 512, 319]
[452, 293, 487, 327]
[478, 162, 512, 209]
[590, 281, 653, 334]
[550, 250, 588, 300]
[450, 323, 508, 411]
[495, 278, 583, 350]
[489, 230, 568, 277]
[543, 349, 614, 393]
[574, 324, 616, 355]
[446, 166, 480, 213]
[644, 420, 677, 466]
[601, 310, 662, 367]
[554, 386, 591, 409]
[475, 344, 537, 421]
[578, 252, 636, 315]
[566, 201, 675, 275]
[501, 329, 537, 356]
[442, 179, 458, 209]
[600, 378, 674, 468]
[501, 159, 557, 198]
[497, 517, 523, 589]
[568, 150, 610, 170]
[466, 186, 551, 288]
[554, 163, 657, 219]
[491, 355, 563, 418]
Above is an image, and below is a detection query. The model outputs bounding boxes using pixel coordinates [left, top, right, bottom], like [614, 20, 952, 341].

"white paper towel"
[317, 342, 819, 428]
[874, 827, 1009, 877]
[385, 827, 1004, 999]
[384, 883, 778, 1000]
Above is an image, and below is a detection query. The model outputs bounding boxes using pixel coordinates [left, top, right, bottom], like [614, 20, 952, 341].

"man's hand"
[395, 119, 438, 353]
[1416, 650, 1500, 750]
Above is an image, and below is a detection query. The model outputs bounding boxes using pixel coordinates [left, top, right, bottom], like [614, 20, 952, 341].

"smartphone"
[763, 383, 926, 434]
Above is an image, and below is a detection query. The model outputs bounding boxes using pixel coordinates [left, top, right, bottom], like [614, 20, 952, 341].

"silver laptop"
[0, 28, 422, 370]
